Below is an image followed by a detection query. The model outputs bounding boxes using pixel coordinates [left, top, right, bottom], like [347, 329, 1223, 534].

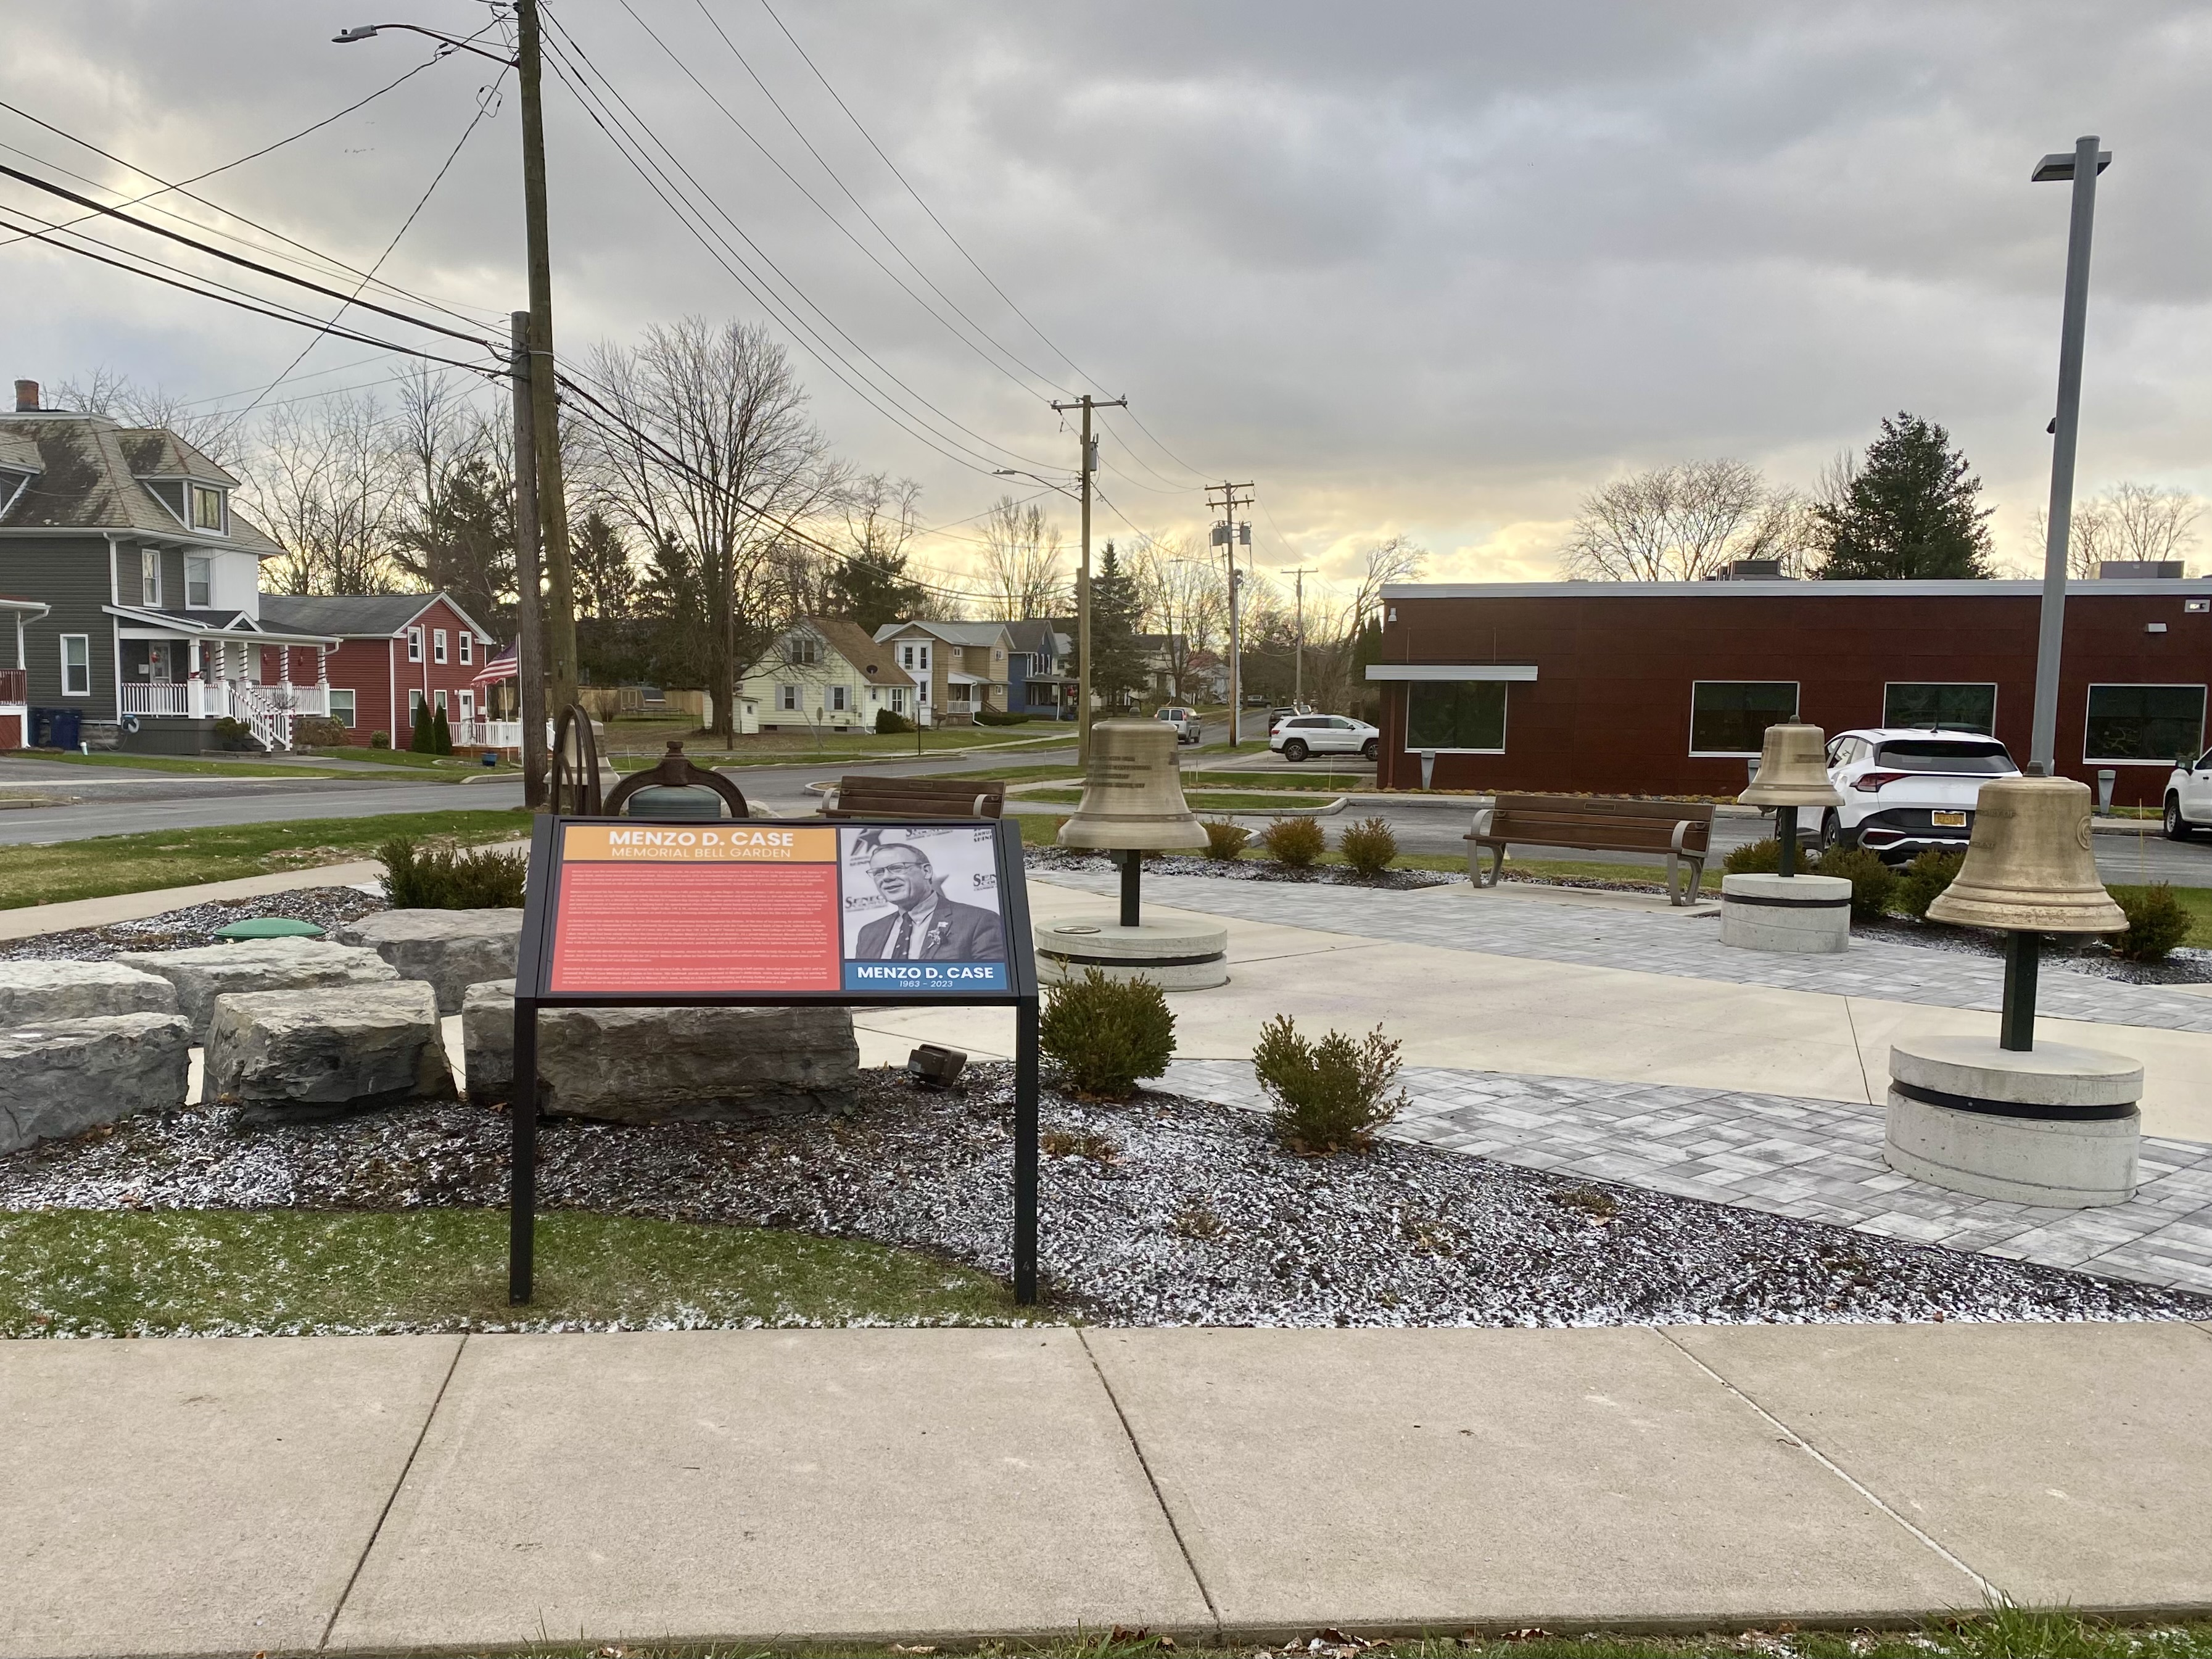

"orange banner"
[560, 824, 836, 864]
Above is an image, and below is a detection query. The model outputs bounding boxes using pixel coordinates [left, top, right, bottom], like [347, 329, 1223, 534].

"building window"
[1406, 682, 1507, 752]
[890, 689, 906, 714]
[458, 631, 473, 665]
[434, 689, 448, 714]
[433, 629, 448, 664]
[406, 627, 423, 663]
[1690, 681, 1799, 756]
[778, 684, 799, 712]
[1884, 683, 1996, 735]
[830, 684, 850, 713]
[408, 689, 425, 721]
[189, 484, 225, 533]
[2084, 684, 2206, 764]
[140, 548, 160, 607]
[328, 688, 357, 727]
[788, 634, 821, 666]
[60, 634, 90, 697]
[184, 554, 212, 608]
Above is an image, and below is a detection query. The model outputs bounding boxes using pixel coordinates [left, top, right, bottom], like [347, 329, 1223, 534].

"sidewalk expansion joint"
[1653, 1328, 1996, 1602]
[1077, 1330, 1222, 1636]
[318, 1332, 468, 1650]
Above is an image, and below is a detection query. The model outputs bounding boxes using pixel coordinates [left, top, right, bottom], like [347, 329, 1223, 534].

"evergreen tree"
[431, 703, 453, 755]
[1086, 541, 1149, 711]
[825, 547, 931, 633]
[1815, 413, 1995, 579]
[410, 700, 432, 753]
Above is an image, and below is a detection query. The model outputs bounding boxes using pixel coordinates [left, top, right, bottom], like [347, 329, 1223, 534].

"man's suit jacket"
[855, 898, 1004, 962]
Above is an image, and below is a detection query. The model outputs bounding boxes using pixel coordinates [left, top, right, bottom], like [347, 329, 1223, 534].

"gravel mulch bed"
[1846, 911, 2212, 987]
[1025, 846, 1458, 892]
[1, 885, 389, 962]
[6, 1064, 2204, 1329]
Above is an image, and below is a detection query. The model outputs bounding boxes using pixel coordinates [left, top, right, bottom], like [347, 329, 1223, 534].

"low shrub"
[380, 835, 527, 909]
[873, 708, 914, 735]
[369, 729, 391, 749]
[973, 707, 1029, 726]
[410, 703, 433, 754]
[2111, 884, 2191, 962]
[1723, 837, 1781, 875]
[1812, 844, 1899, 921]
[211, 716, 255, 751]
[1260, 814, 1326, 868]
[289, 716, 349, 748]
[1895, 848, 1966, 921]
[1201, 819, 1250, 861]
[1337, 816, 1398, 876]
[1252, 1014, 1408, 1155]
[431, 705, 453, 756]
[1038, 968, 1176, 1099]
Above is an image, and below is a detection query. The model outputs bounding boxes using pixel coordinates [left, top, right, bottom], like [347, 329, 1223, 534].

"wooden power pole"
[1207, 482, 1255, 745]
[516, 0, 577, 721]
[1050, 394, 1125, 767]
[1287, 566, 1319, 708]
[511, 313, 547, 807]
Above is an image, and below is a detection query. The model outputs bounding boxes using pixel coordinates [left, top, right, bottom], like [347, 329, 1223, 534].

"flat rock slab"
[205, 982, 453, 1116]
[339, 908, 522, 1015]
[0, 959, 178, 1028]
[0, 1334, 461, 1659]
[461, 980, 857, 1120]
[327, 1330, 1208, 1652]
[0, 1012, 192, 1154]
[117, 937, 400, 1041]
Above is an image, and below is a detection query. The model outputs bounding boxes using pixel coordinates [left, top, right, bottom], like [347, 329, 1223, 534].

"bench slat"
[827, 774, 1006, 821]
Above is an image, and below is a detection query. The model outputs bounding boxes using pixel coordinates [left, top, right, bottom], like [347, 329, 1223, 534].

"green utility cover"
[214, 917, 325, 940]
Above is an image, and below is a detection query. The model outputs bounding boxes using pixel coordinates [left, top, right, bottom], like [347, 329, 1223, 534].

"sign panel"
[544, 820, 1012, 998]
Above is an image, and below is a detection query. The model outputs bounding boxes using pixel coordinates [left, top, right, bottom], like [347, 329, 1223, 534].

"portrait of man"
[852, 839, 1004, 962]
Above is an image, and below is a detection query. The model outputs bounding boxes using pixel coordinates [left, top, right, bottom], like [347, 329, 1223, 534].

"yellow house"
[743, 616, 917, 733]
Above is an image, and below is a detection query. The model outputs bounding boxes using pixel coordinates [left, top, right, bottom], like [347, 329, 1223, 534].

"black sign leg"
[1014, 996, 1039, 1306]
[508, 998, 539, 1305]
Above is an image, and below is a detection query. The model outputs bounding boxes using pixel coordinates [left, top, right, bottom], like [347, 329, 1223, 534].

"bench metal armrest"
[1465, 806, 1495, 843]
[1670, 819, 1694, 856]
[1665, 818, 1707, 906]
[972, 793, 991, 817]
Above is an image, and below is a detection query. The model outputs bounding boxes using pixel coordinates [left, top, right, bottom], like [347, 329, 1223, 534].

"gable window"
[184, 554, 212, 608]
[140, 548, 161, 607]
[458, 631, 473, 665]
[60, 635, 90, 697]
[189, 485, 225, 534]
[406, 627, 423, 663]
[2084, 684, 2206, 764]
[788, 634, 821, 666]
[1690, 681, 1799, 757]
[433, 628, 448, 664]
[1884, 683, 1996, 735]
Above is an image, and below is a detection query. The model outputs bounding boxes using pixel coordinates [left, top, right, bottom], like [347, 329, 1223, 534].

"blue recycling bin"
[30, 708, 81, 750]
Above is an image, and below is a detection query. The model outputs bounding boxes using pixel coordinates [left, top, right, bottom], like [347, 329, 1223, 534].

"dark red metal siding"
[1376, 590, 2212, 806]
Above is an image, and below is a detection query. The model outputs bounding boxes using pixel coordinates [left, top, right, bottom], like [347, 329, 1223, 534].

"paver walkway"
[5, 1323, 2211, 1657]
[1165, 1059, 2212, 1296]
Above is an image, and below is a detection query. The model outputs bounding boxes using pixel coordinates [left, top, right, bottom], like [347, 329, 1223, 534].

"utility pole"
[517, 0, 577, 721]
[1050, 394, 1125, 767]
[1207, 482, 1255, 745]
[511, 313, 547, 808]
[1288, 566, 1319, 708]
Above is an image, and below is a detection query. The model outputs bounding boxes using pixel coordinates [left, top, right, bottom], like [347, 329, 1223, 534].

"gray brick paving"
[1161, 1058, 2212, 1297]
[1033, 868, 2212, 1033]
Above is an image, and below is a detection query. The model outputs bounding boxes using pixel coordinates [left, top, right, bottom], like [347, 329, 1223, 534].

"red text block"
[549, 863, 840, 993]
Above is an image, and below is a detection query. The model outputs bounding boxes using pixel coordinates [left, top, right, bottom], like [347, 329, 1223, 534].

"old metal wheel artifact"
[550, 703, 604, 816]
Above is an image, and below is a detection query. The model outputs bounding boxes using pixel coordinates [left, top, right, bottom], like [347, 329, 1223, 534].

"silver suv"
[1155, 705, 1203, 745]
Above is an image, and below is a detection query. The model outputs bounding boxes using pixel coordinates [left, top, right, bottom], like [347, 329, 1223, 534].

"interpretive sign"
[509, 813, 1040, 1304]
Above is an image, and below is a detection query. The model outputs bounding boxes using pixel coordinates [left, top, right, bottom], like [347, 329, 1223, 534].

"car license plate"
[1932, 810, 1967, 828]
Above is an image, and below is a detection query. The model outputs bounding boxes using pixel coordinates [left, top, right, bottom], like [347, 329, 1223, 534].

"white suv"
[2163, 747, 2212, 839]
[1822, 728, 2020, 863]
[1270, 713, 1380, 762]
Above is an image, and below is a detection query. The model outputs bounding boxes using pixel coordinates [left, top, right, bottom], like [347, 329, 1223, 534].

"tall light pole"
[2028, 134, 2110, 777]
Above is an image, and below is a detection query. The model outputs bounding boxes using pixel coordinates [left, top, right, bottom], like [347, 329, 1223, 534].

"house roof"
[0, 413, 281, 554]
[1002, 618, 1058, 656]
[799, 616, 914, 687]
[874, 618, 1010, 649]
[260, 592, 496, 642]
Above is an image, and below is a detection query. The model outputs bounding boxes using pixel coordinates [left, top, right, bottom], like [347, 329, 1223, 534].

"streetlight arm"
[332, 22, 518, 67]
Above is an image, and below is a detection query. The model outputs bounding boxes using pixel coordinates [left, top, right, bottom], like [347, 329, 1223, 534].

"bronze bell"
[1741, 723, 1843, 811]
[1058, 719, 1210, 851]
[1927, 775, 2125, 933]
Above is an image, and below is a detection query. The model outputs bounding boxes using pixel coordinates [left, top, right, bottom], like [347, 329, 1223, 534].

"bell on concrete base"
[1057, 719, 1209, 852]
[1928, 776, 2126, 934]
[1740, 724, 1843, 811]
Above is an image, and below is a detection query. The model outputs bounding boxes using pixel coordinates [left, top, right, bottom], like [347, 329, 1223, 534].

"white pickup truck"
[2163, 745, 2212, 839]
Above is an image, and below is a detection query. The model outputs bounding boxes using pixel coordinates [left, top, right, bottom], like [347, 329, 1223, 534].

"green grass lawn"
[0, 808, 532, 909]
[0, 1209, 1019, 1336]
[7, 750, 361, 779]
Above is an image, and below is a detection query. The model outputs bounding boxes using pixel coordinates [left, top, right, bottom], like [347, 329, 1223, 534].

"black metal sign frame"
[507, 813, 1041, 1304]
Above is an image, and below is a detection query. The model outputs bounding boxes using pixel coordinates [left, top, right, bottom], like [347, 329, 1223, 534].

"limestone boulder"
[459, 978, 857, 1122]
[339, 908, 523, 1014]
[0, 959, 179, 1028]
[204, 982, 453, 1119]
[0, 1013, 193, 1153]
[117, 938, 401, 1041]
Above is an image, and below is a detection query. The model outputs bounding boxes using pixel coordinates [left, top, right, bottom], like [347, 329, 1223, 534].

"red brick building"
[1369, 577, 2212, 807]
[258, 594, 497, 745]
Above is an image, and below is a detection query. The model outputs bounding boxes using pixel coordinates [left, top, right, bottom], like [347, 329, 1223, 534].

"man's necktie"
[888, 913, 914, 959]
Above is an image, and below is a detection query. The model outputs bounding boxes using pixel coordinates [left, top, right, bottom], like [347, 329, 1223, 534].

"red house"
[258, 593, 497, 746]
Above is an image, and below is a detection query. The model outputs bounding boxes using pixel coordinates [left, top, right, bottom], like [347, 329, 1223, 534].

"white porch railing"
[120, 682, 192, 717]
[228, 681, 289, 752]
[120, 677, 330, 748]
[455, 719, 522, 750]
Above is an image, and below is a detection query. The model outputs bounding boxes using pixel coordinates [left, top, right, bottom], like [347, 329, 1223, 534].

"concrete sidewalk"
[4, 1322, 2210, 1657]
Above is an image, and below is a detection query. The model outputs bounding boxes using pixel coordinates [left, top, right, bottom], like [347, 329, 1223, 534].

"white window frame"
[1882, 681, 1999, 735]
[406, 626, 424, 663]
[458, 631, 473, 665]
[830, 684, 849, 713]
[889, 688, 906, 714]
[434, 689, 448, 714]
[1399, 681, 1510, 756]
[140, 548, 160, 607]
[327, 688, 357, 728]
[188, 484, 226, 535]
[432, 628, 448, 664]
[1688, 679, 1801, 758]
[2082, 682, 2209, 766]
[778, 683, 799, 712]
[408, 688, 426, 721]
[60, 634, 90, 697]
[184, 553, 212, 609]
[899, 642, 915, 670]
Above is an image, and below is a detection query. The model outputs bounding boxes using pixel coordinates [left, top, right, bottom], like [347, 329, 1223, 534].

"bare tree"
[975, 494, 1067, 619]
[49, 368, 245, 468]
[1131, 532, 1228, 701]
[250, 393, 401, 595]
[577, 318, 844, 741]
[387, 366, 514, 625]
[1562, 460, 1815, 581]
[2034, 482, 2203, 578]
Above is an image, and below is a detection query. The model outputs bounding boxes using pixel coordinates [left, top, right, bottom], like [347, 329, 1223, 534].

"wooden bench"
[1465, 793, 1715, 906]
[822, 774, 1006, 821]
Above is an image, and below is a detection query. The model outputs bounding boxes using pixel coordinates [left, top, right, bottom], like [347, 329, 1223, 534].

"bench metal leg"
[1464, 841, 1504, 888]
[1665, 854, 1707, 907]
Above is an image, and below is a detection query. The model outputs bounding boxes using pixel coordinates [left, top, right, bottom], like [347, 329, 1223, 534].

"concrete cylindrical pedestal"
[1034, 917, 1229, 991]
[1720, 872, 1851, 954]
[1885, 1035, 2142, 1209]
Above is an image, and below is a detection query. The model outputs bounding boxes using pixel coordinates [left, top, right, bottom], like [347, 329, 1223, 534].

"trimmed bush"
[212, 716, 254, 751]
[1201, 819, 1251, 861]
[973, 706, 1029, 726]
[1038, 968, 1176, 1099]
[410, 703, 433, 754]
[1895, 848, 1966, 921]
[291, 715, 348, 748]
[874, 708, 914, 735]
[380, 835, 527, 909]
[1812, 845, 1899, 921]
[1723, 837, 1781, 875]
[2111, 884, 2191, 962]
[1337, 816, 1398, 877]
[1260, 814, 1326, 868]
[431, 705, 453, 755]
[369, 729, 391, 749]
[1253, 1014, 1408, 1155]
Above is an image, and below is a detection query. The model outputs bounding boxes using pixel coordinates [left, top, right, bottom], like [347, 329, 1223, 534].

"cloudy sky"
[4, 1, 2207, 600]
